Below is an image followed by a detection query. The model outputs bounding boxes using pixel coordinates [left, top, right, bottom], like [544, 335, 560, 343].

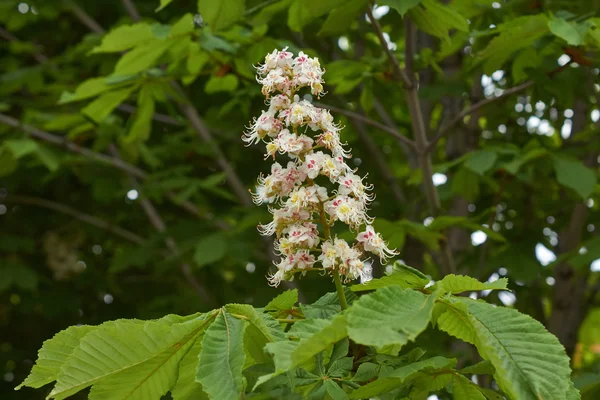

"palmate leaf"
[264, 289, 298, 311]
[256, 315, 348, 389]
[15, 325, 95, 390]
[171, 333, 209, 400]
[350, 263, 429, 292]
[196, 310, 247, 400]
[451, 374, 486, 400]
[45, 313, 212, 400]
[225, 304, 286, 364]
[346, 286, 438, 348]
[437, 274, 508, 295]
[458, 299, 572, 400]
[349, 356, 456, 399]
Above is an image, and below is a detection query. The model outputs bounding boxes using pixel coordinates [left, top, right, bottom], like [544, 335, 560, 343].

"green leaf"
[126, 85, 155, 143]
[409, 0, 468, 43]
[288, 0, 348, 31]
[318, 0, 369, 37]
[198, 0, 245, 32]
[58, 78, 111, 104]
[324, 379, 349, 400]
[47, 313, 211, 399]
[0, 148, 18, 177]
[451, 167, 480, 201]
[478, 15, 549, 74]
[350, 262, 429, 292]
[225, 304, 286, 364]
[549, 18, 585, 46]
[92, 23, 155, 53]
[35, 146, 60, 172]
[434, 300, 476, 343]
[82, 86, 136, 123]
[171, 13, 196, 36]
[462, 299, 572, 400]
[352, 362, 380, 382]
[204, 75, 239, 93]
[459, 360, 495, 376]
[5, 139, 38, 158]
[171, 334, 209, 400]
[553, 156, 597, 199]
[187, 44, 210, 76]
[197, 310, 247, 400]
[193, 232, 228, 267]
[381, 0, 421, 16]
[347, 286, 438, 348]
[16, 325, 95, 390]
[464, 150, 497, 175]
[349, 356, 456, 399]
[258, 315, 348, 388]
[437, 274, 508, 294]
[451, 374, 486, 400]
[359, 80, 374, 112]
[0, 263, 39, 292]
[265, 289, 298, 311]
[156, 0, 175, 12]
[114, 40, 172, 75]
[512, 48, 542, 83]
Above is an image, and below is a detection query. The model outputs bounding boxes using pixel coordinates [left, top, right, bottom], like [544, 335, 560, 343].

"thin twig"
[170, 82, 253, 207]
[0, 113, 147, 179]
[64, 0, 105, 33]
[117, 104, 183, 126]
[315, 102, 416, 149]
[366, 6, 412, 88]
[425, 60, 574, 153]
[0, 26, 51, 65]
[3, 195, 145, 244]
[366, 11, 455, 274]
[121, 0, 141, 22]
[0, 113, 227, 229]
[425, 81, 533, 153]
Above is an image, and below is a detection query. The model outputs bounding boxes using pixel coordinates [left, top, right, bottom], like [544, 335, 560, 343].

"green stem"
[332, 270, 349, 310]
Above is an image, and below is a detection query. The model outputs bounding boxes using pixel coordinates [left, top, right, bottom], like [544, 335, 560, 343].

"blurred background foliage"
[1, 0, 600, 398]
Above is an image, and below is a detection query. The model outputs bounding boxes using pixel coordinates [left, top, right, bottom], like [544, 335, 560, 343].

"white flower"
[286, 185, 327, 211]
[357, 225, 398, 263]
[267, 269, 285, 287]
[273, 129, 314, 157]
[269, 94, 292, 111]
[325, 195, 373, 228]
[316, 130, 351, 159]
[338, 172, 374, 204]
[301, 151, 326, 179]
[243, 110, 281, 145]
[319, 240, 338, 269]
[247, 48, 394, 286]
[283, 222, 320, 248]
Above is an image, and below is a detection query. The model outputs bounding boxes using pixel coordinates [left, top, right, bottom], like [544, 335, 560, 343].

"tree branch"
[0, 26, 52, 66]
[170, 82, 253, 207]
[3, 195, 145, 245]
[425, 81, 533, 153]
[0, 113, 147, 179]
[366, 6, 412, 88]
[64, 0, 105, 34]
[0, 113, 227, 229]
[121, 0, 141, 22]
[314, 102, 416, 149]
[366, 11, 455, 274]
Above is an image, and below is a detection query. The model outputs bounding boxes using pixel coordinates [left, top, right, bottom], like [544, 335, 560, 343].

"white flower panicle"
[244, 48, 398, 287]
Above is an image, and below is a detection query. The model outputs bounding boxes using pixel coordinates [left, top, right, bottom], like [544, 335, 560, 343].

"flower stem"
[315, 193, 349, 310]
[332, 269, 349, 310]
